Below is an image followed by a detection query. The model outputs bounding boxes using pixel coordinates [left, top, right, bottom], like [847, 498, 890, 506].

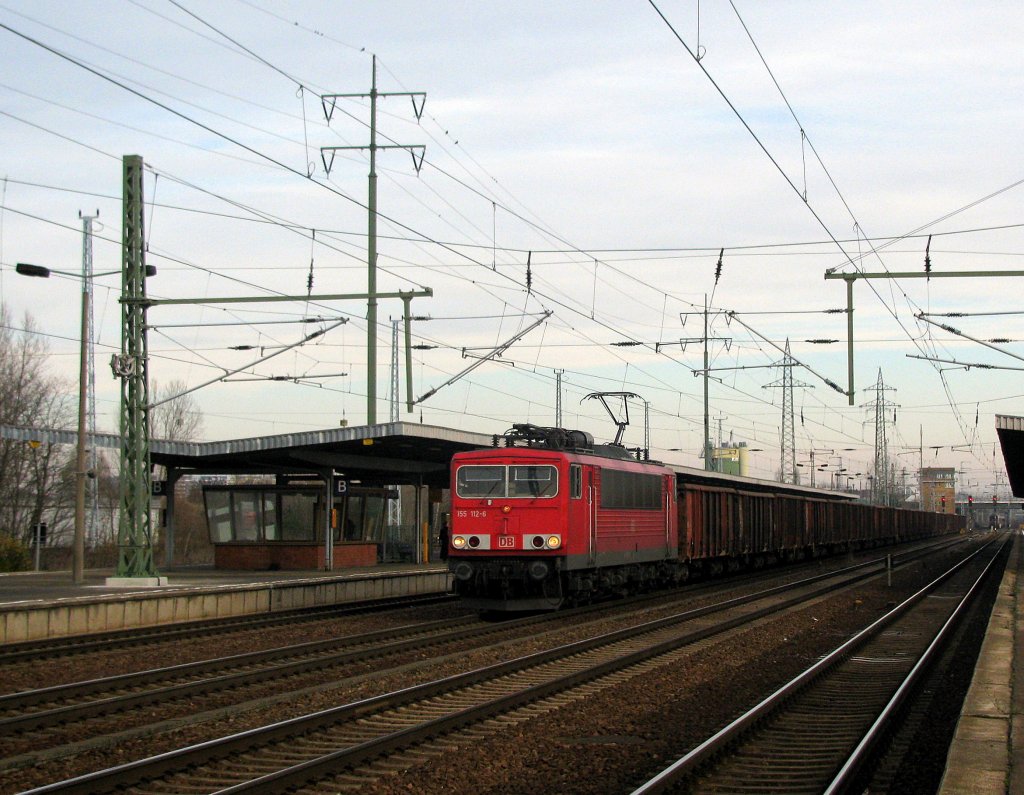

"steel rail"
[629, 534, 1005, 794]
[1, 559, 846, 732]
[2, 538, 958, 667]
[22, 544, 941, 794]
[1, 556, 858, 739]
[0, 614, 479, 732]
[6, 542, 955, 729]
[200, 543, 970, 794]
[823, 534, 1009, 793]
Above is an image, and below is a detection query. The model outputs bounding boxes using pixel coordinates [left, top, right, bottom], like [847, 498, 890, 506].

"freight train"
[447, 424, 963, 611]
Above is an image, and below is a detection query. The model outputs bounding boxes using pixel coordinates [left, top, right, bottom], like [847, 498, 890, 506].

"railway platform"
[0, 563, 451, 644]
[939, 529, 1024, 794]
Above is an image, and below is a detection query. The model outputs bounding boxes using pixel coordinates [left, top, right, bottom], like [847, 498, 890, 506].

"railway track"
[631, 534, 1007, 794]
[17, 541, 961, 794]
[0, 612, 481, 736]
[1, 542, 951, 749]
[0, 592, 457, 666]
[1, 538, 956, 670]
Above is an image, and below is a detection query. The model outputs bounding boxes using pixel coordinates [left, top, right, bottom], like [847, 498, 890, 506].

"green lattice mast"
[115, 154, 156, 577]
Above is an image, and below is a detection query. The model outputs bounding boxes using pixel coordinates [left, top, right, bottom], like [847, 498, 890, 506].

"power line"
[643, 0, 1017, 452]
[646, 0, 860, 273]
[7, 173, 1024, 261]
[4, 10, 1010, 466]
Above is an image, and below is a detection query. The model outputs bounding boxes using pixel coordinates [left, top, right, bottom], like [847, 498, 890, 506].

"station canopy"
[0, 421, 494, 490]
[149, 422, 495, 488]
[996, 415, 1024, 497]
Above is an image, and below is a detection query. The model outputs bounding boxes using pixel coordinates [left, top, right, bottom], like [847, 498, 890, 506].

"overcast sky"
[1, 1, 1022, 493]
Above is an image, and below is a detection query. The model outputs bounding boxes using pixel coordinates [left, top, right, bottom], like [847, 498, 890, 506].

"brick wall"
[214, 542, 376, 570]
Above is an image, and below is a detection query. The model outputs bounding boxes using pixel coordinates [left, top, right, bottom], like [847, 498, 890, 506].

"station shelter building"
[148, 422, 492, 571]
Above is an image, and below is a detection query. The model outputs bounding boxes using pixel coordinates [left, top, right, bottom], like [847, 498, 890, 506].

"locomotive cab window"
[456, 465, 505, 498]
[456, 464, 558, 498]
[570, 464, 582, 499]
[509, 465, 557, 498]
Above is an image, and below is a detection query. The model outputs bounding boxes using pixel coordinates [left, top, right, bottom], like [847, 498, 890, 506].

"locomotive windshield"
[456, 464, 558, 499]
[456, 465, 504, 497]
[509, 465, 557, 497]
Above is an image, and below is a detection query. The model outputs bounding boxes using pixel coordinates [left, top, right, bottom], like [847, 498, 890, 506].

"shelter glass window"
[280, 492, 316, 541]
[206, 490, 232, 543]
[363, 494, 386, 540]
[232, 492, 261, 541]
[340, 492, 387, 544]
[262, 493, 278, 540]
[341, 495, 364, 541]
[456, 465, 505, 498]
[508, 465, 558, 498]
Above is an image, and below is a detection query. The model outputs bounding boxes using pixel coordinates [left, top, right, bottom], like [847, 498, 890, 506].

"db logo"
[497, 536, 515, 549]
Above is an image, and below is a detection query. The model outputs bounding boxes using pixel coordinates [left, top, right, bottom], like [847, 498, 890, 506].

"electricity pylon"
[862, 369, 898, 505]
[764, 339, 811, 484]
[320, 56, 425, 424]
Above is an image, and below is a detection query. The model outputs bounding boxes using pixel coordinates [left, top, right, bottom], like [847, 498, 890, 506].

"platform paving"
[939, 530, 1022, 795]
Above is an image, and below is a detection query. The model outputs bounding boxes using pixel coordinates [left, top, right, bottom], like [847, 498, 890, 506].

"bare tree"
[150, 379, 204, 441]
[92, 451, 120, 547]
[0, 306, 75, 549]
[149, 378, 209, 565]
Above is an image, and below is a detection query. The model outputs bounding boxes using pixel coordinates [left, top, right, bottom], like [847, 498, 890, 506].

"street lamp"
[15, 261, 155, 584]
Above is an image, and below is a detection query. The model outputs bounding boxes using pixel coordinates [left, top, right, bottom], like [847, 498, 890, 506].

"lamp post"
[16, 262, 88, 583]
[16, 262, 153, 584]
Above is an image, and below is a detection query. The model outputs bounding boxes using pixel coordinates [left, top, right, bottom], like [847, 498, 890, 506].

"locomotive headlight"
[546, 535, 562, 549]
[452, 535, 467, 549]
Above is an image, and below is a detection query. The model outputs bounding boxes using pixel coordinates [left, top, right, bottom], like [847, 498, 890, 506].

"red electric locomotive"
[448, 424, 678, 610]
[449, 423, 964, 612]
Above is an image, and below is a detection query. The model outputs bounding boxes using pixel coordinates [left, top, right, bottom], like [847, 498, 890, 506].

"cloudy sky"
[1, 1, 1022, 494]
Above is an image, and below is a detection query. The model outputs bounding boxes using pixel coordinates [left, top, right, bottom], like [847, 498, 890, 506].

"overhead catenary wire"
[5, 172, 1022, 268]
[0, 137, 991, 471]
[646, 0, 861, 273]
[0, 12, 1007, 481]
[645, 0, 1014, 461]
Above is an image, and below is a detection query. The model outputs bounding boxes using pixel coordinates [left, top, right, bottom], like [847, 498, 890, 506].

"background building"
[920, 467, 956, 514]
[712, 443, 749, 477]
